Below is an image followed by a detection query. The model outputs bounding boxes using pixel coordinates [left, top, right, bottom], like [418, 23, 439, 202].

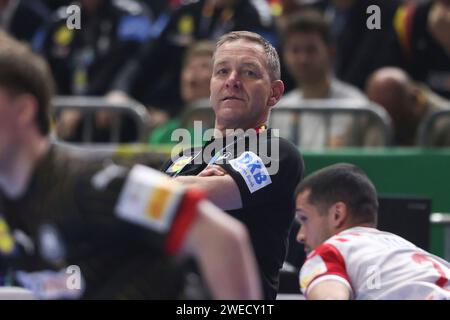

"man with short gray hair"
[164, 31, 304, 299]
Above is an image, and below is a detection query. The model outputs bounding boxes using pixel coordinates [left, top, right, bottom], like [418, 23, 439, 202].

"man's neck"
[0, 137, 49, 199]
[300, 76, 331, 99]
[214, 121, 267, 138]
[336, 223, 374, 235]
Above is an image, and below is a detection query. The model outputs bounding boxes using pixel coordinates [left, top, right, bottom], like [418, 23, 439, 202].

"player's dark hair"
[296, 163, 378, 226]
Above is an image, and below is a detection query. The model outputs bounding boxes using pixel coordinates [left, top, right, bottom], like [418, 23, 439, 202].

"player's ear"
[15, 93, 38, 130]
[268, 80, 284, 107]
[330, 202, 348, 229]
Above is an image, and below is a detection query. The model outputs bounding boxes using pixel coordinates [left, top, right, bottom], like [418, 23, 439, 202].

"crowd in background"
[1, 0, 450, 149]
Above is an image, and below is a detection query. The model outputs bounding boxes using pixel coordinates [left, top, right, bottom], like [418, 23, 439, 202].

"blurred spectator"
[272, 0, 329, 93]
[120, 0, 278, 118]
[324, 0, 401, 89]
[149, 40, 215, 145]
[32, 0, 153, 96]
[274, 10, 367, 149]
[386, 0, 450, 99]
[0, 0, 49, 43]
[34, 0, 155, 143]
[365, 67, 450, 146]
[140, 0, 179, 42]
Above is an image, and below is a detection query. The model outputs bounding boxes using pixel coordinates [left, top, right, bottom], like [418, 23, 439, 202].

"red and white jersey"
[299, 227, 450, 300]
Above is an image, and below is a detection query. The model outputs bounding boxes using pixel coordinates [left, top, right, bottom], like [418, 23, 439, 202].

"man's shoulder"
[266, 130, 303, 158]
[425, 88, 450, 112]
[322, 227, 398, 257]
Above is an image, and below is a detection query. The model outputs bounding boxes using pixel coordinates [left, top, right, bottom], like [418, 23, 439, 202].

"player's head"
[294, 163, 378, 254]
[0, 31, 54, 137]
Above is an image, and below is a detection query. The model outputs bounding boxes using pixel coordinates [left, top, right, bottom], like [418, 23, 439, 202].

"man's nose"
[296, 225, 305, 244]
[225, 71, 241, 89]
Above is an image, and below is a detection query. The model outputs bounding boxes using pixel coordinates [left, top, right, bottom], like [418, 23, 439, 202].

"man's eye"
[216, 69, 228, 75]
[244, 70, 256, 77]
[295, 213, 307, 224]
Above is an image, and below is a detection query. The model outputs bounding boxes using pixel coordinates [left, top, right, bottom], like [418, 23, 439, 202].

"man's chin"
[217, 109, 241, 122]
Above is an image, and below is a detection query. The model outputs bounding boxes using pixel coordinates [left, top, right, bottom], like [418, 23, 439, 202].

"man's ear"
[268, 80, 284, 107]
[15, 94, 38, 129]
[328, 202, 348, 229]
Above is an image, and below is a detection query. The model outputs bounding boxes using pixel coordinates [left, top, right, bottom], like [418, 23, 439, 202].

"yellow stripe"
[394, 6, 408, 55]
[147, 186, 171, 220]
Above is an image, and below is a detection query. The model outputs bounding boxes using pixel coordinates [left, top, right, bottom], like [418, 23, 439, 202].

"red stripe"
[165, 189, 206, 255]
[345, 232, 361, 237]
[412, 253, 449, 288]
[404, 3, 417, 60]
[310, 243, 351, 287]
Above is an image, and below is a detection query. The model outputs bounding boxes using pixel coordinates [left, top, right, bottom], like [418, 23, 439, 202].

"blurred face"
[181, 54, 213, 104]
[210, 39, 281, 130]
[0, 88, 19, 168]
[283, 32, 329, 86]
[296, 190, 333, 255]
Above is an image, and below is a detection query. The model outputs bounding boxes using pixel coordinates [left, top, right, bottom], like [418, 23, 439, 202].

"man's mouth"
[222, 96, 243, 101]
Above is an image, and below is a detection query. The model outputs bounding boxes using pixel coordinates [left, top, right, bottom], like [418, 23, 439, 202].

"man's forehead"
[215, 40, 265, 60]
[296, 189, 311, 202]
[213, 57, 262, 67]
[296, 191, 310, 209]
